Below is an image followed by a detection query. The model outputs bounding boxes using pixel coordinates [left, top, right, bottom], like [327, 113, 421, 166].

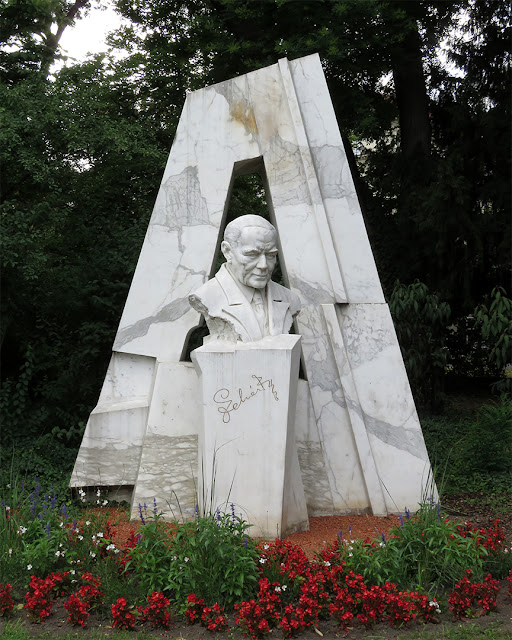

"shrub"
[128, 505, 259, 609]
[332, 500, 486, 593]
[464, 397, 512, 475]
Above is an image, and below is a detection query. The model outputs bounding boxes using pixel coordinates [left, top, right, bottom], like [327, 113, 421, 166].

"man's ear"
[221, 240, 232, 263]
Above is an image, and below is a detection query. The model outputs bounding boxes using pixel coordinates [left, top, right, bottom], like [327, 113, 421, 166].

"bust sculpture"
[189, 215, 300, 342]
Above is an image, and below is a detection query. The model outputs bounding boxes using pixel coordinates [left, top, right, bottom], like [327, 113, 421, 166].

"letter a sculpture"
[71, 54, 435, 538]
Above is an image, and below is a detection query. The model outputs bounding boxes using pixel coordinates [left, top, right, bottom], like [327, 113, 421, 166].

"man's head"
[221, 215, 278, 289]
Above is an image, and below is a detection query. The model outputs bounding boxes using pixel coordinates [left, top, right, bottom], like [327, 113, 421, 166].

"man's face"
[222, 226, 278, 289]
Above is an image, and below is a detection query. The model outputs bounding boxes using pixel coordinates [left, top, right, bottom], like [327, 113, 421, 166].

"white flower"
[5, 506, 10, 512]
[85, 521, 91, 526]
[17, 526, 27, 535]
[324, 561, 331, 567]
[8, 549, 12, 557]
[78, 536, 83, 541]
[59, 522, 64, 528]
[27, 564, 32, 570]
[184, 557, 189, 562]
[264, 544, 269, 550]
[379, 542, 386, 547]
[102, 500, 108, 506]
[92, 536, 96, 542]
[281, 585, 287, 591]
[114, 549, 120, 554]
[96, 489, 101, 497]
[348, 552, 353, 557]
[59, 543, 63, 547]
[55, 550, 61, 557]
[70, 570, 75, 575]
[274, 586, 281, 592]
[106, 544, 116, 551]
[97, 532, 104, 538]
[90, 552, 96, 558]
[429, 600, 441, 614]
[259, 558, 266, 564]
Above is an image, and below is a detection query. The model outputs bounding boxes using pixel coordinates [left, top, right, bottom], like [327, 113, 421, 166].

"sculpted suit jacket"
[189, 264, 301, 342]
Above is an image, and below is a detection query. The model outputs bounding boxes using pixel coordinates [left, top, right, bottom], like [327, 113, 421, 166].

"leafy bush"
[474, 286, 512, 392]
[421, 402, 512, 494]
[331, 500, 486, 594]
[464, 396, 512, 475]
[389, 280, 451, 410]
[127, 505, 259, 609]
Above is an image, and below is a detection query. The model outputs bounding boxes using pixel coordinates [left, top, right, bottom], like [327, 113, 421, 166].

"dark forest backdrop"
[1, 0, 510, 481]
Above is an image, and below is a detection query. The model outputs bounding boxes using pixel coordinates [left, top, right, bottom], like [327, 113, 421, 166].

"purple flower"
[153, 497, 158, 514]
[60, 504, 68, 519]
[399, 514, 404, 527]
[381, 532, 386, 543]
[337, 530, 343, 541]
[405, 507, 411, 520]
[45, 523, 51, 538]
[138, 503, 146, 525]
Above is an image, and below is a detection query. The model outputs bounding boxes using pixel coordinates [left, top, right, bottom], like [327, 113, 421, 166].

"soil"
[3, 495, 512, 640]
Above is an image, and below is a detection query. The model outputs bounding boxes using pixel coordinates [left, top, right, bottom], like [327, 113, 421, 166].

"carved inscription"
[213, 375, 279, 423]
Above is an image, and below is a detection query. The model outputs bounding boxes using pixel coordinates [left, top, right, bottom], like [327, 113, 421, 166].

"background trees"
[1, 0, 510, 476]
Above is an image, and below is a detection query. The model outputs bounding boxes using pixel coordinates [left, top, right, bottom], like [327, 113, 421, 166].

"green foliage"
[421, 400, 512, 494]
[464, 397, 512, 475]
[1, 0, 510, 469]
[389, 280, 451, 409]
[127, 507, 259, 609]
[336, 501, 485, 595]
[0, 475, 72, 585]
[474, 286, 512, 392]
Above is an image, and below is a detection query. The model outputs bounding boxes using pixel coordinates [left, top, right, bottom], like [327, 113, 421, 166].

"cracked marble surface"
[72, 54, 434, 521]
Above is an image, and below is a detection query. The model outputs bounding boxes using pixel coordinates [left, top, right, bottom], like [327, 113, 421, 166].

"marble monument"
[70, 53, 436, 532]
[189, 215, 308, 537]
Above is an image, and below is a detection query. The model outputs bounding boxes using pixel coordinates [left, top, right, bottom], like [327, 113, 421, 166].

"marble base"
[192, 335, 309, 538]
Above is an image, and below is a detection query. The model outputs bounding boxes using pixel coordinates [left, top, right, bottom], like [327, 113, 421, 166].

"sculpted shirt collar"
[225, 264, 265, 302]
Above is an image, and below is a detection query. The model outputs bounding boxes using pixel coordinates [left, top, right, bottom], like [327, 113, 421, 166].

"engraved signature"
[213, 375, 279, 424]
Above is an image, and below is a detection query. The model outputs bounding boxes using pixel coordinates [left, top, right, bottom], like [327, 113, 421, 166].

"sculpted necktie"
[252, 289, 268, 336]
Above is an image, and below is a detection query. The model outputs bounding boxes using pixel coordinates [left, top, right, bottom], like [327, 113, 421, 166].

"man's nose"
[256, 254, 268, 269]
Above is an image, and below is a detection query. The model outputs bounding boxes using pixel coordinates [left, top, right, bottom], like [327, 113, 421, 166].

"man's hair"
[223, 215, 276, 247]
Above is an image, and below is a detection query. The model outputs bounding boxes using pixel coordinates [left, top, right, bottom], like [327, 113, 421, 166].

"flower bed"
[1, 479, 512, 638]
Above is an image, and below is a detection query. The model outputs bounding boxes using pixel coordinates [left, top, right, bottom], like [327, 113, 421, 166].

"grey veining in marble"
[71, 54, 436, 525]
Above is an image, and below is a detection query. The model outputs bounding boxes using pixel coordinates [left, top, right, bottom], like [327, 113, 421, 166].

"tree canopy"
[1, 0, 510, 472]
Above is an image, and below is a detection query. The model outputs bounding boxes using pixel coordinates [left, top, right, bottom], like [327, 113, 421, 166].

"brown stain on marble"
[230, 100, 258, 136]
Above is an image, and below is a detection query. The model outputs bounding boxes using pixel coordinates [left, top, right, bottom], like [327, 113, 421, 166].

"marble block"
[192, 335, 309, 538]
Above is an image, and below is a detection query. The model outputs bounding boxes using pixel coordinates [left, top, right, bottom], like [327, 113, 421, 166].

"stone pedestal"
[191, 335, 309, 539]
